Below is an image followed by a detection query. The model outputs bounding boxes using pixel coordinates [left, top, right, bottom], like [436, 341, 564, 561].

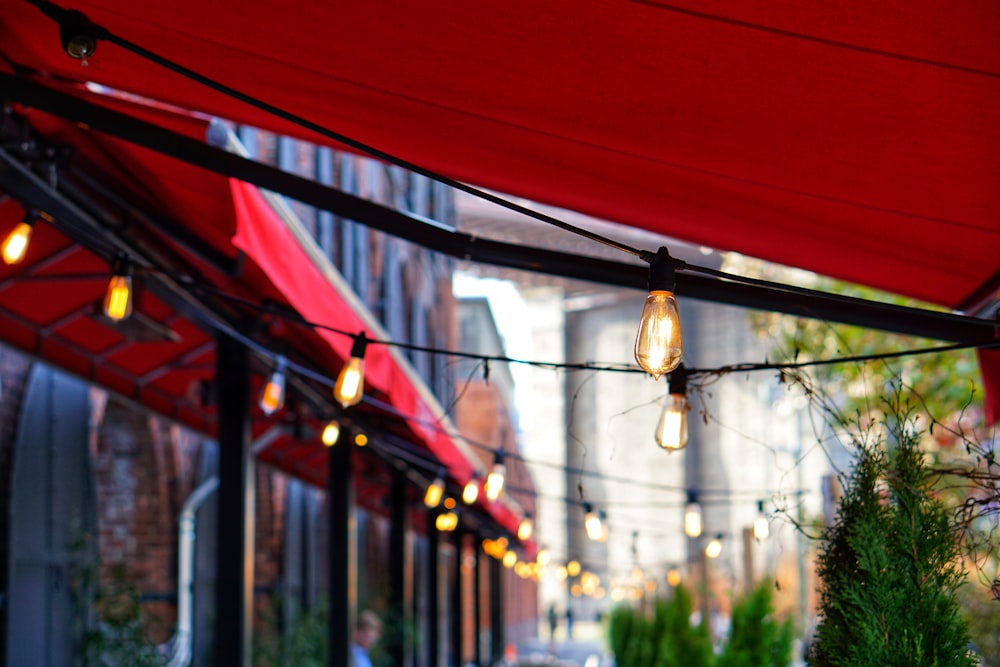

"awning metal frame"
[3, 73, 996, 347]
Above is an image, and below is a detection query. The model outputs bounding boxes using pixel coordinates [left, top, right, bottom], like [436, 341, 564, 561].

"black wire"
[26, 0, 652, 262]
[174, 272, 994, 380]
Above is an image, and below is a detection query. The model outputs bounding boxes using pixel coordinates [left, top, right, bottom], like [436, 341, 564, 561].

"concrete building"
[455, 192, 840, 642]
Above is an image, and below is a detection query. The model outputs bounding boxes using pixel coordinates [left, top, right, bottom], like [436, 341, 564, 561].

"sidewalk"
[514, 621, 612, 667]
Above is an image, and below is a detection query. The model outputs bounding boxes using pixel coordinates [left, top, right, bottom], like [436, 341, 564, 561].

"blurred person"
[352, 610, 382, 667]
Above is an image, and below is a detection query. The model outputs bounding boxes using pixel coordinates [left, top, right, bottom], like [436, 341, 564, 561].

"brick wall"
[90, 395, 288, 646]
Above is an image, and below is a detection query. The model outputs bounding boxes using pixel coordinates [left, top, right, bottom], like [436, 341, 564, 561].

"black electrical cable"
[26, 0, 654, 263]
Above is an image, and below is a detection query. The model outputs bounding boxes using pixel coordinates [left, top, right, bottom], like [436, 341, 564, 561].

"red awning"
[1, 0, 998, 311]
[0, 98, 526, 537]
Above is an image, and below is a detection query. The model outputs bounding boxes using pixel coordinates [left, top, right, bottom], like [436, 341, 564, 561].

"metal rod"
[3, 75, 997, 345]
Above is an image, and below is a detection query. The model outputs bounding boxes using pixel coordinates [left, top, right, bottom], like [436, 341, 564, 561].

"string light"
[2, 210, 38, 265]
[334, 332, 367, 407]
[321, 419, 341, 446]
[684, 491, 702, 538]
[655, 365, 689, 451]
[435, 506, 458, 532]
[753, 500, 770, 541]
[424, 474, 445, 508]
[462, 475, 480, 505]
[536, 546, 551, 566]
[566, 560, 582, 577]
[583, 503, 607, 542]
[258, 355, 287, 415]
[485, 451, 506, 501]
[502, 550, 518, 568]
[705, 534, 723, 559]
[634, 246, 683, 379]
[666, 567, 682, 587]
[354, 432, 368, 447]
[517, 514, 534, 541]
[103, 255, 134, 322]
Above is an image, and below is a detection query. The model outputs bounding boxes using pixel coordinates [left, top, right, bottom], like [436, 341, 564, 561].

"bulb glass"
[2, 222, 33, 265]
[634, 290, 683, 379]
[103, 274, 133, 322]
[655, 393, 689, 450]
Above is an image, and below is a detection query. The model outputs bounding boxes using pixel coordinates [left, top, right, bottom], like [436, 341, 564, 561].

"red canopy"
[2, 0, 998, 310]
[0, 97, 526, 536]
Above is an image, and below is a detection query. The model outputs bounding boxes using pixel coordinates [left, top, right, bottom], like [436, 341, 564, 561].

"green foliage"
[252, 594, 328, 667]
[809, 401, 977, 667]
[79, 564, 165, 667]
[717, 581, 794, 667]
[609, 583, 793, 667]
[608, 587, 713, 667]
[743, 262, 1000, 659]
[370, 604, 419, 667]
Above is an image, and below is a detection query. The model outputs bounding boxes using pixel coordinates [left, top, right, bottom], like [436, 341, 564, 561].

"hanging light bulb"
[566, 560, 581, 577]
[502, 550, 518, 568]
[684, 491, 702, 538]
[462, 476, 480, 505]
[424, 474, 445, 508]
[435, 510, 458, 532]
[354, 433, 368, 447]
[2, 211, 39, 265]
[655, 366, 689, 451]
[634, 247, 683, 379]
[321, 420, 341, 446]
[485, 451, 506, 501]
[258, 355, 287, 415]
[753, 500, 770, 541]
[103, 255, 134, 322]
[334, 332, 367, 407]
[517, 515, 534, 541]
[666, 567, 682, 587]
[583, 503, 605, 542]
[705, 534, 723, 559]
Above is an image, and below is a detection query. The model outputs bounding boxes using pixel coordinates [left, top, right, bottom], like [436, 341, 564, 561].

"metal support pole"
[473, 534, 482, 667]
[450, 533, 464, 667]
[389, 467, 409, 667]
[489, 556, 504, 664]
[428, 512, 441, 667]
[327, 428, 355, 667]
[214, 333, 254, 667]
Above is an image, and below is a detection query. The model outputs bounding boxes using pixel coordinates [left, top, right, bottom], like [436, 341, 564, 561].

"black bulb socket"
[647, 246, 676, 292]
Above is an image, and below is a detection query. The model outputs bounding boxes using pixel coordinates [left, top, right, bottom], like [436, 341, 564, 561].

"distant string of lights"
[2, 202, 987, 559]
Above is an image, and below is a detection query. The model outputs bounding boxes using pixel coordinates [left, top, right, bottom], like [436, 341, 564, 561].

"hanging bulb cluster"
[103, 255, 134, 322]
[485, 451, 506, 501]
[684, 491, 702, 537]
[655, 365, 689, 451]
[634, 246, 683, 379]
[334, 332, 367, 407]
[435, 497, 459, 532]
[258, 355, 287, 415]
[2, 210, 40, 265]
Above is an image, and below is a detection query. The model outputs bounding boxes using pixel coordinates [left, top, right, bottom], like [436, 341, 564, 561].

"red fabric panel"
[977, 349, 1000, 426]
[228, 180, 524, 535]
[2, 1, 998, 308]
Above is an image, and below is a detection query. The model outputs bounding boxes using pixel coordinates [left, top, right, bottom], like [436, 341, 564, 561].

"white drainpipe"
[160, 426, 285, 667]
[162, 476, 219, 667]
